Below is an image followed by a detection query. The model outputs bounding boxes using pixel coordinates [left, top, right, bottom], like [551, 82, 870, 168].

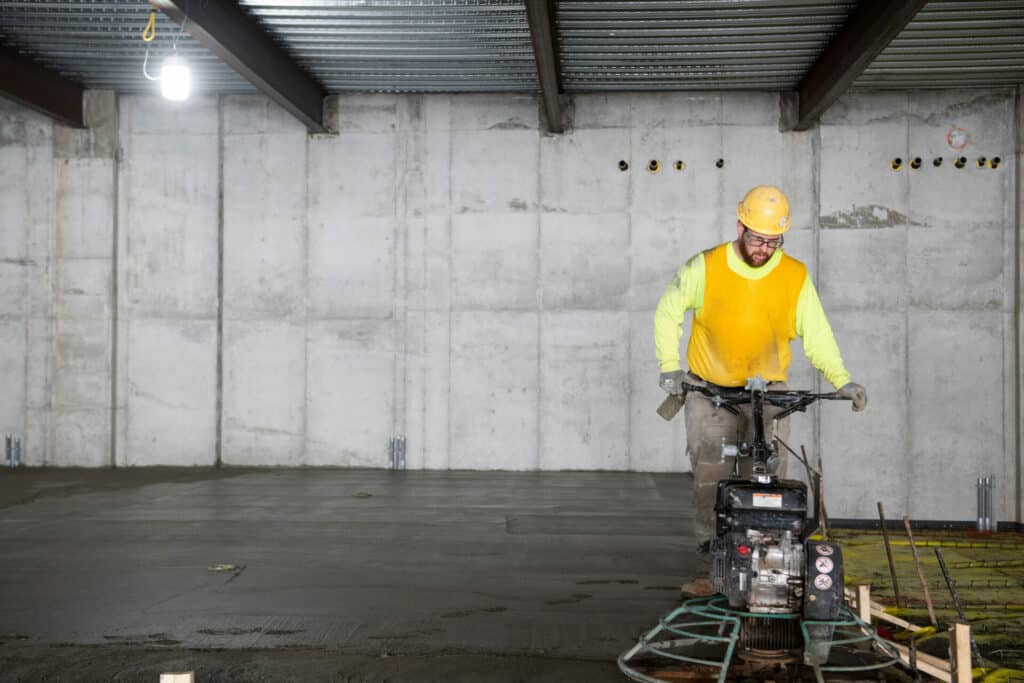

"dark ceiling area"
[1, 0, 1022, 132]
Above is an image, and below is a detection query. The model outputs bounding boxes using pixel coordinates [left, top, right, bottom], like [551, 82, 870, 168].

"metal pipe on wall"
[987, 477, 995, 531]
[5, 434, 21, 468]
[977, 477, 995, 532]
[388, 435, 406, 471]
[977, 477, 984, 531]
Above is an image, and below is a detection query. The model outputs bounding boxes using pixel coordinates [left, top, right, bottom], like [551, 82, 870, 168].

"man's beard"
[737, 239, 770, 268]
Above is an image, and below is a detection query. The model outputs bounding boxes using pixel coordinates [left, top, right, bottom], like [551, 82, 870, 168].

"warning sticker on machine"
[751, 493, 783, 508]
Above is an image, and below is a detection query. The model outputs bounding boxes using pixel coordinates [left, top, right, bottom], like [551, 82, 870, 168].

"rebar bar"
[878, 501, 902, 608]
[903, 515, 938, 628]
[949, 559, 1024, 570]
[807, 445, 829, 540]
[897, 597, 1024, 611]
[935, 547, 985, 664]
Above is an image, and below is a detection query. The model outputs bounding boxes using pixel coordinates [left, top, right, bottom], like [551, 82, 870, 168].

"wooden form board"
[847, 585, 975, 683]
[160, 674, 195, 683]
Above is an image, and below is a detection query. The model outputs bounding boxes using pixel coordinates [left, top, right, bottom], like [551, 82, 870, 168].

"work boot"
[694, 540, 712, 572]
[682, 540, 714, 597]
[680, 577, 714, 598]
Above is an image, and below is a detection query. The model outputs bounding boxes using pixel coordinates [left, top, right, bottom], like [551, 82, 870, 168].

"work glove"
[659, 370, 685, 395]
[838, 382, 867, 412]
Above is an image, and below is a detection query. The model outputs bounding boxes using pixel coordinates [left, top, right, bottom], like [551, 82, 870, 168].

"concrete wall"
[0, 99, 54, 468]
[0, 88, 1019, 524]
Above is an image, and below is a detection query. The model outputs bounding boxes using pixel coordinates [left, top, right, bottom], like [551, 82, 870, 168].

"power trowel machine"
[619, 377, 908, 682]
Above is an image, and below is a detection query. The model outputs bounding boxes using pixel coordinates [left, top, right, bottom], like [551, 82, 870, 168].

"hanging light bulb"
[160, 54, 191, 101]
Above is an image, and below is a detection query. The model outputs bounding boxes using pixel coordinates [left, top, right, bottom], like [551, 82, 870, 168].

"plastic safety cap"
[737, 185, 790, 236]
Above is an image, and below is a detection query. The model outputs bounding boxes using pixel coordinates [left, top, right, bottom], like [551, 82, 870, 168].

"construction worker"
[654, 185, 867, 558]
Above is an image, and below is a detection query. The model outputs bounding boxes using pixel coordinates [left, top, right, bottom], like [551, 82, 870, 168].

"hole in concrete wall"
[990, 156, 1001, 169]
[648, 159, 660, 173]
[976, 156, 987, 168]
[674, 160, 685, 171]
[618, 160, 629, 171]
[890, 158, 903, 171]
[954, 156, 967, 169]
[910, 157, 922, 170]
[933, 157, 943, 167]
[715, 158, 724, 169]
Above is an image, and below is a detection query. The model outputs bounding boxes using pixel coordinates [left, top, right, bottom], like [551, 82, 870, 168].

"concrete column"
[52, 90, 117, 467]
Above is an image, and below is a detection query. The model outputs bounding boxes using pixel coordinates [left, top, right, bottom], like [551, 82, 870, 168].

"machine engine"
[712, 528, 803, 613]
[710, 478, 809, 612]
[710, 477, 844, 663]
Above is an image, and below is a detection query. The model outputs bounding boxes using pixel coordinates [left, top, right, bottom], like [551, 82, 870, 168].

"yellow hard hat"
[737, 185, 790, 235]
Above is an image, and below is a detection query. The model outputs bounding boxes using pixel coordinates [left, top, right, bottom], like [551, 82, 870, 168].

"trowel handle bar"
[675, 381, 848, 416]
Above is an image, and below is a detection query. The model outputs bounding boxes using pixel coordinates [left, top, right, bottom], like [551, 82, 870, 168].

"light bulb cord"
[141, 8, 156, 42]
[141, 2, 158, 79]
[142, 47, 159, 80]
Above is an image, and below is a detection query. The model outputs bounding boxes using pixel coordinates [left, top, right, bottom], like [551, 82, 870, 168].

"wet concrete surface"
[0, 642, 631, 682]
[0, 469, 698, 680]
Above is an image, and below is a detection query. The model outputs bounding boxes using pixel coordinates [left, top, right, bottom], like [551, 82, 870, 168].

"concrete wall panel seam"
[41, 117, 56, 466]
[903, 92, 912, 518]
[110, 92, 120, 467]
[535, 118, 542, 471]
[1015, 84, 1022, 524]
[446, 97, 453, 471]
[394, 98, 407, 467]
[811, 116, 823, 486]
[20, 134, 31, 460]
[999, 87, 1018, 524]
[624, 99, 633, 469]
[302, 123, 310, 467]
[215, 95, 225, 468]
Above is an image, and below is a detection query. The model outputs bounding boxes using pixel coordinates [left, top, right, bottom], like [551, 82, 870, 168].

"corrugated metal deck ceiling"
[0, 0, 1022, 98]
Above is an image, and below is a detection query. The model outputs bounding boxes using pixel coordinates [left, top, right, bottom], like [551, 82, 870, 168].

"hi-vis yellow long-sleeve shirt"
[654, 242, 851, 389]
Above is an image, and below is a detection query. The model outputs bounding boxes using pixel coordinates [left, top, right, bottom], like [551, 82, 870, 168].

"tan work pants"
[683, 379, 790, 544]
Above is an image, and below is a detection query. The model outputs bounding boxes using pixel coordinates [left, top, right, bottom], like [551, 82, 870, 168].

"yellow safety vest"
[688, 243, 806, 387]
[654, 242, 851, 389]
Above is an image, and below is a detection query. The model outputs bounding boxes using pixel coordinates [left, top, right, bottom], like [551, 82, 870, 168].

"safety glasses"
[742, 227, 784, 250]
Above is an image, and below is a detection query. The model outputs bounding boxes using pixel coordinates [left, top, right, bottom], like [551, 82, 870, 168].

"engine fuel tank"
[714, 479, 808, 538]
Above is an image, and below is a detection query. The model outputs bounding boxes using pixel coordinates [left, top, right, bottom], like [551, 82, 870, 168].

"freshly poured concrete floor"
[0, 469, 698, 680]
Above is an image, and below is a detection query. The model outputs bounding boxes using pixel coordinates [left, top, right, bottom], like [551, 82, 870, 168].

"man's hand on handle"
[659, 370, 685, 395]
[838, 382, 867, 412]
